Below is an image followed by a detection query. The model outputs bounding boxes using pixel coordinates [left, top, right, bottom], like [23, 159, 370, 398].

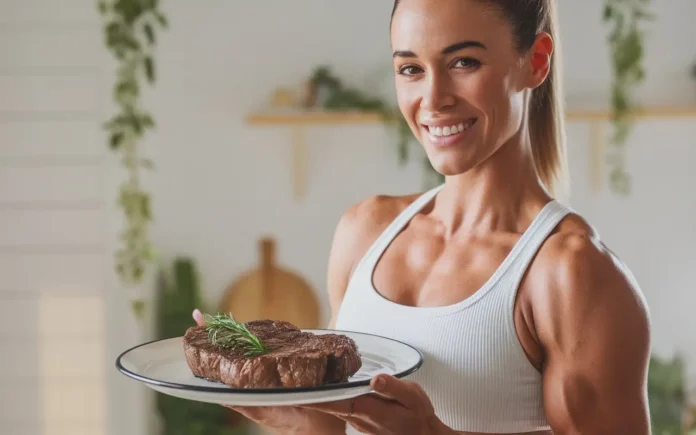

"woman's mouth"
[423, 118, 478, 147]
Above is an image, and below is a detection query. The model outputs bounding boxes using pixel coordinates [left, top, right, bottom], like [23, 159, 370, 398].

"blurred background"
[1, 0, 695, 434]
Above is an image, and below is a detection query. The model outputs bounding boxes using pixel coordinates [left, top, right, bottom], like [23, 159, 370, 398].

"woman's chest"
[371, 232, 520, 308]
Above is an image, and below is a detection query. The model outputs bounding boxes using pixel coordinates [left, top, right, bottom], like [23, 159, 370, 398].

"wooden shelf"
[246, 110, 385, 125]
[245, 105, 696, 200]
[246, 106, 696, 126]
[566, 106, 696, 121]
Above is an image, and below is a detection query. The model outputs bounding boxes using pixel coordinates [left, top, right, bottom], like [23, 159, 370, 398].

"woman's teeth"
[427, 119, 476, 137]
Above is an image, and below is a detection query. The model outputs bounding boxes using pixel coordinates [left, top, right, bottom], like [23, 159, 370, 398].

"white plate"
[116, 329, 423, 406]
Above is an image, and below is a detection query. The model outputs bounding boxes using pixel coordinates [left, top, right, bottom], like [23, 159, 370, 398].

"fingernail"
[193, 309, 203, 322]
[374, 376, 385, 390]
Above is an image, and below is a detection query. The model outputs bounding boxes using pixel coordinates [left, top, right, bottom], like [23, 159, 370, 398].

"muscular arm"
[534, 233, 652, 434]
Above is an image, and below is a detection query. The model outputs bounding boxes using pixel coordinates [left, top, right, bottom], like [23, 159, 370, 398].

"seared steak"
[183, 319, 362, 388]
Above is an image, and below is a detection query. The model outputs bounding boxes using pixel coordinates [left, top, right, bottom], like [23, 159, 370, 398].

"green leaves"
[155, 11, 168, 28]
[131, 299, 146, 320]
[603, 0, 654, 195]
[97, 1, 108, 15]
[603, 4, 613, 20]
[144, 23, 155, 45]
[647, 355, 688, 435]
[109, 132, 124, 150]
[204, 313, 270, 356]
[98, 0, 168, 318]
[144, 56, 155, 83]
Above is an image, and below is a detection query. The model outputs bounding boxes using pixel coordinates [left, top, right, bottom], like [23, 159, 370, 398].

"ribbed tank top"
[335, 184, 572, 434]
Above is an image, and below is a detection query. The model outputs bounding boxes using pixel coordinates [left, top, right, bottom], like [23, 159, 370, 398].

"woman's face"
[391, 0, 547, 176]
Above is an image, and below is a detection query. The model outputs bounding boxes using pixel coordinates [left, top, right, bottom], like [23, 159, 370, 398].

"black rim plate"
[115, 329, 424, 394]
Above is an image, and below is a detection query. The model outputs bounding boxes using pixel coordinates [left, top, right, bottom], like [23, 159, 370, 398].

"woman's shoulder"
[331, 191, 423, 261]
[325, 191, 425, 325]
[528, 210, 650, 337]
[538, 212, 626, 281]
[534, 211, 640, 295]
[339, 191, 423, 233]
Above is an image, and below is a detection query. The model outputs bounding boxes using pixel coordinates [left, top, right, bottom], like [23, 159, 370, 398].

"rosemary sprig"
[203, 312, 269, 356]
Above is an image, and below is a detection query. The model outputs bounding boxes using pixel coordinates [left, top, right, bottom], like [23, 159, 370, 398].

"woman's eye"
[453, 57, 481, 69]
[398, 65, 423, 76]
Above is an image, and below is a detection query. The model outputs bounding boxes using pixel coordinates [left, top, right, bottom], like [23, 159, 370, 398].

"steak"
[183, 319, 362, 389]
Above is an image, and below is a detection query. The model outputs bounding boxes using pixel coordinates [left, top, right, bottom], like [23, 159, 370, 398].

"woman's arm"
[534, 232, 652, 434]
[326, 195, 410, 328]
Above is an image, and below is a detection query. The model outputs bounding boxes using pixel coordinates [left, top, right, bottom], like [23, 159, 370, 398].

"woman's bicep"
[535, 236, 651, 434]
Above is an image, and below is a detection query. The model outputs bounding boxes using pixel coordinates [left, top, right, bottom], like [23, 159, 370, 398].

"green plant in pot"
[155, 257, 253, 435]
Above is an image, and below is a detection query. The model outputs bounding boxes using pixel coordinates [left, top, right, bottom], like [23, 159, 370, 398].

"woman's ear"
[526, 32, 554, 89]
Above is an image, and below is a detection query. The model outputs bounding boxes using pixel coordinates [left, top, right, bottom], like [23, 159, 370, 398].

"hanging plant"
[97, 0, 168, 319]
[602, 0, 654, 195]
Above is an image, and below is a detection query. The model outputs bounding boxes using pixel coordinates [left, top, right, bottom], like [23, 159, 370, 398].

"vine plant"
[97, 0, 168, 319]
[602, 0, 653, 195]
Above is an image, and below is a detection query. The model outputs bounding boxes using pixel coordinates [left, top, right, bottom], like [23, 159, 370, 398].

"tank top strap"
[354, 184, 445, 275]
[501, 200, 574, 304]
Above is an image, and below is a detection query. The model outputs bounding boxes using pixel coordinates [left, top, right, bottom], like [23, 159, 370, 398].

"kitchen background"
[1, 0, 695, 434]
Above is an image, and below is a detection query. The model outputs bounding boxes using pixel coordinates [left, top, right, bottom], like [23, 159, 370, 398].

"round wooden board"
[219, 237, 321, 329]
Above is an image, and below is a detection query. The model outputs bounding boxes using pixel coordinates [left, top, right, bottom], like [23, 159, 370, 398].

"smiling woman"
[195, 0, 652, 434]
[389, 0, 566, 194]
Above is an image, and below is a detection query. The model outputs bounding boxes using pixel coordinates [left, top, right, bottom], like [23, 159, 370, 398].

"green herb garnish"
[204, 312, 269, 356]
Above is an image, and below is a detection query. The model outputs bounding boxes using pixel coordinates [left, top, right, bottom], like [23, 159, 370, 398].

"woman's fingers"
[301, 393, 402, 419]
[192, 309, 205, 326]
[300, 399, 352, 416]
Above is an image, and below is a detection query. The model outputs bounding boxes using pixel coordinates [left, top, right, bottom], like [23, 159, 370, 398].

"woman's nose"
[420, 74, 456, 112]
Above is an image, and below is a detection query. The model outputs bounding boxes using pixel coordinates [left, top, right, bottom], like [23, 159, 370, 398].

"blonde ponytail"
[528, 0, 569, 195]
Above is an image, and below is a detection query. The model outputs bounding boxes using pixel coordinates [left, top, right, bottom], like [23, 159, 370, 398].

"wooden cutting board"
[218, 237, 321, 329]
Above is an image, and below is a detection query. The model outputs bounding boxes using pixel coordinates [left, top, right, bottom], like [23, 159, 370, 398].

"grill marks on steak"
[183, 319, 362, 388]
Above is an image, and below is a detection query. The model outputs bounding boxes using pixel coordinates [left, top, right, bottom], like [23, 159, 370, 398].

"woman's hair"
[391, 0, 568, 195]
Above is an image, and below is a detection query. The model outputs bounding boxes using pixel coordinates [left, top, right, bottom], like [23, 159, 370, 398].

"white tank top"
[335, 184, 572, 433]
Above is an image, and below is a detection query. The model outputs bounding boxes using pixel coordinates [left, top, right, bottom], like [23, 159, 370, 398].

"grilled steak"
[183, 319, 362, 388]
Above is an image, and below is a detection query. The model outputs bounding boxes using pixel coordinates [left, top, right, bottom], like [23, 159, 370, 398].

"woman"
[195, 0, 652, 433]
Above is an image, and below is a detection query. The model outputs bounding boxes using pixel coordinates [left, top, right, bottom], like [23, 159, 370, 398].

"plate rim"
[115, 328, 424, 394]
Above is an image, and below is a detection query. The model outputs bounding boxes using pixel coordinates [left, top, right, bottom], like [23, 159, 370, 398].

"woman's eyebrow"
[393, 40, 487, 58]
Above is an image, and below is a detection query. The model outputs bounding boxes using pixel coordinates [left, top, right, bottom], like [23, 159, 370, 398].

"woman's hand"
[191, 309, 346, 435]
[224, 405, 346, 435]
[302, 374, 455, 435]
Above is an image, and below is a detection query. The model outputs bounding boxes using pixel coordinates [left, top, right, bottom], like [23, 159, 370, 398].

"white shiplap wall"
[0, 1, 109, 434]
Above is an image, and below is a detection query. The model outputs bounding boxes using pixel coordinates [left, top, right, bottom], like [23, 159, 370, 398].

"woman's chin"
[423, 142, 481, 175]
[427, 155, 476, 177]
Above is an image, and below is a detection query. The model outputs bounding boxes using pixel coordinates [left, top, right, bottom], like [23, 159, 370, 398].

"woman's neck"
[431, 137, 551, 238]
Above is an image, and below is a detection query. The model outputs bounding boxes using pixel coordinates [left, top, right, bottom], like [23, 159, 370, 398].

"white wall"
[1, 1, 695, 435]
[0, 1, 112, 434]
